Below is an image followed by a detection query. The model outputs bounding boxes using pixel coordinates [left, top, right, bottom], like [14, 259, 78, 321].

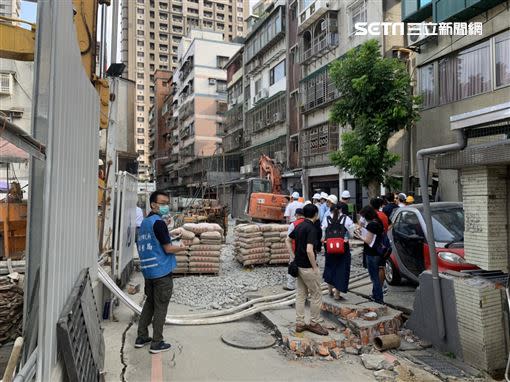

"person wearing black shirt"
[286, 204, 328, 336]
[355, 206, 384, 304]
[382, 192, 399, 222]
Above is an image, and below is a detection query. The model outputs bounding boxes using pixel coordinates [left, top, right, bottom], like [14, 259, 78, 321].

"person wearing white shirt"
[284, 191, 304, 224]
[321, 202, 355, 301]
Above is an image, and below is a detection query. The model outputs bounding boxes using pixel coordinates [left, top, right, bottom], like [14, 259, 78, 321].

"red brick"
[340, 307, 353, 317]
[318, 346, 329, 357]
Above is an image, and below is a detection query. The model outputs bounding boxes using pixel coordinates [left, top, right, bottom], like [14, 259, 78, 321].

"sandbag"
[236, 237, 262, 244]
[235, 224, 260, 234]
[170, 227, 195, 240]
[271, 242, 287, 249]
[235, 232, 263, 239]
[200, 231, 222, 240]
[237, 242, 269, 250]
[189, 251, 220, 257]
[262, 231, 281, 238]
[190, 244, 222, 251]
[182, 237, 201, 246]
[199, 240, 222, 245]
[239, 247, 267, 255]
[189, 257, 220, 264]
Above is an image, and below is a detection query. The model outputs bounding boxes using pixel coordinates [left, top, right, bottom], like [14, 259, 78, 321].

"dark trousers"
[366, 255, 384, 304]
[137, 273, 173, 343]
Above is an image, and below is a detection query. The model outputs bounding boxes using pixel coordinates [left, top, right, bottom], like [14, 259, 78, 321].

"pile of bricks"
[272, 295, 403, 358]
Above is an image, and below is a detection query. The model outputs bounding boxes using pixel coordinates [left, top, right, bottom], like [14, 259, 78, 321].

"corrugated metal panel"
[26, 1, 101, 380]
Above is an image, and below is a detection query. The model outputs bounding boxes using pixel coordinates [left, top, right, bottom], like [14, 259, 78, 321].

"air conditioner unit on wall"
[407, 24, 436, 48]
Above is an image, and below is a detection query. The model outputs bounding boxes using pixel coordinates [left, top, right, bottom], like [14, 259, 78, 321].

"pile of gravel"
[170, 220, 366, 310]
[171, 222, 287, 310]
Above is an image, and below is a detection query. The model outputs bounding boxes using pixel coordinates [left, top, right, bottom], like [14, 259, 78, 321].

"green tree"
[329, 39, 420, 198]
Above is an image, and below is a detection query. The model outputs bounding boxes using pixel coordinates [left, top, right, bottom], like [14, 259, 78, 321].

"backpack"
[325, 215, 347, 255]
[375, 232, 392, 258]
[291, 218, 305, 253]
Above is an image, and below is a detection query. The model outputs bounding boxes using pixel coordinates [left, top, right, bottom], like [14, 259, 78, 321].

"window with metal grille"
[0, 73, 12, 94]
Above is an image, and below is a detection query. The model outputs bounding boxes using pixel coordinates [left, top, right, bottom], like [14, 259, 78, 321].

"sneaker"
[307, 322, 328, 336]
[295, 323, 307, 333]
[134, 337, 152, 348]
[149, 341, 172, 354]
[383, 281, 389, 294]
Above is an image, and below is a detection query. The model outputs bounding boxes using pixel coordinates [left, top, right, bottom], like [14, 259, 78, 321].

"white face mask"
[359, 216, 367, 227]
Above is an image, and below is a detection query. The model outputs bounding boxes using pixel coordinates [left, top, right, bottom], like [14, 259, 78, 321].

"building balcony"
[299, 64, 339, 114]
[223, 128, 243, 153]
[298, 0, 340, 30]
[300, 123, 339, 168]
[300, 32, 338, 64]
[245, 91, 286, 135]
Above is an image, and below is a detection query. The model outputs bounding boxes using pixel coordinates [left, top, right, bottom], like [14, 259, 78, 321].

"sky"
[20, 1, 37, 25]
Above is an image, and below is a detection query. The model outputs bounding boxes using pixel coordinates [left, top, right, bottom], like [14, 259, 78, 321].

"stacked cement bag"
[234, 224, 270, 266]
[169, 227, 197, 274]
[260, 224, 290, 265]
[182, 223, 224, 274]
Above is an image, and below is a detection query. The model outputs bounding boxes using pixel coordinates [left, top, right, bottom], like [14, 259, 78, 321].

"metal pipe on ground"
[374, 334, 401, 351]
[416, 129, 467, 339]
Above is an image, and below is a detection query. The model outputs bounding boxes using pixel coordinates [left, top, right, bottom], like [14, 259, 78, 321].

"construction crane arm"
[259, 155, 282, 194]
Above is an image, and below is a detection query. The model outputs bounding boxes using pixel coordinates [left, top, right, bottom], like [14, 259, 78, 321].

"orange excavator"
[245, 155, 288, 222]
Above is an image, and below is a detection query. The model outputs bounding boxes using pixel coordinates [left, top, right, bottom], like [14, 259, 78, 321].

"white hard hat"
[291, 191, 300, 199]
[341, 190, 351, 199]
[320, 192, 328, 200]
[312, 193, 321, 200]
[304, 200, 312, 205]
[98, 159, 104, 166]
[398, 193, 407, 201]
[327, 194, 338, 204]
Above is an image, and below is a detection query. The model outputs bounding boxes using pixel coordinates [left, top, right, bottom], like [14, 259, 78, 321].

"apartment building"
[407, 0, 510, 201]
[295, 0, 403, 205]
[241, 0, 287, 180]
[0, 0, 20, 19]
[223, 46, 244, 154]
[147, 70, 172, 186]
[166, 30, 242, 195]
[121, 0, 249, 180]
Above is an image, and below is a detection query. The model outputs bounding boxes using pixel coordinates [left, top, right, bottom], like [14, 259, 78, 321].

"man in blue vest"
[135, 190, 182, 353]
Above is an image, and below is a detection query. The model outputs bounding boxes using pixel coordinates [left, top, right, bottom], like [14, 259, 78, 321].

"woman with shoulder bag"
[322, 202, 355, 301]
[355, 206, 384, 304]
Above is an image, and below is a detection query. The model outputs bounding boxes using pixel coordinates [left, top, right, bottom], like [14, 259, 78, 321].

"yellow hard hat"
[406, 195, 415, 204]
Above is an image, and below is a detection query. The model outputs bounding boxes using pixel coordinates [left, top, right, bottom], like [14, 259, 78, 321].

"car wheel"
[385, 259, 401, 286]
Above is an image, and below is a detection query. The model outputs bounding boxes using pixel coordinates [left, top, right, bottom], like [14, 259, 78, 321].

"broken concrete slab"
[360, 354, 393, 370]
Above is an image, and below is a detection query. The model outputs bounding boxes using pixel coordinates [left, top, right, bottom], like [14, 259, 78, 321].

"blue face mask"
[158, 205, 170, 216]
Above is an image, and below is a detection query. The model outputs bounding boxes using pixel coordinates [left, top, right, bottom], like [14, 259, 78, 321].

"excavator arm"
[259, 154, 282, 195]
[0, 16, 35, 61]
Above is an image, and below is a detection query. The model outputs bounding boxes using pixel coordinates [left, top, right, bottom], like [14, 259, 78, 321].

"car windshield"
[431, 208, 464, 243]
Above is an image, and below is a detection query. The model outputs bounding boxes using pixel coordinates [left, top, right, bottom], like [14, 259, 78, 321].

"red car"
[385, 202, 478, 285]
